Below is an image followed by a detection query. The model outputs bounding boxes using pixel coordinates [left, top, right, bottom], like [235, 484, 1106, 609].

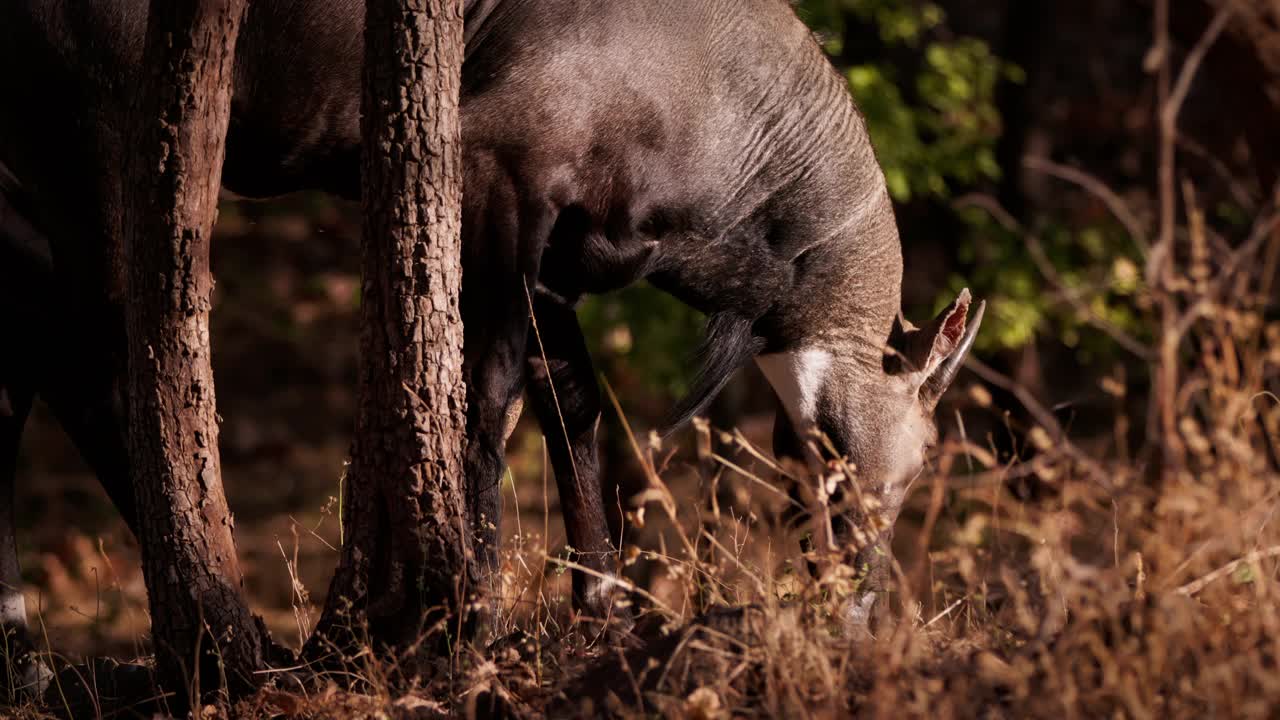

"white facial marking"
[756, 348, 833, 427]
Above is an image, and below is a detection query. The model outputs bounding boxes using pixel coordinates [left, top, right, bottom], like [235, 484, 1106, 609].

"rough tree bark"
[305, 0, 473, 660]
[122, 0, 266, 703]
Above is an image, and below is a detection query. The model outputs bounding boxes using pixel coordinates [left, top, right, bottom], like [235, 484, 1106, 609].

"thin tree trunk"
[306, 0, 473, 661]
[122, 0, 265, 704]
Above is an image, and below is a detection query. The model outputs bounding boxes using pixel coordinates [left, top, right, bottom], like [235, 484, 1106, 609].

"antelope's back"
[0, 0, 841, 272]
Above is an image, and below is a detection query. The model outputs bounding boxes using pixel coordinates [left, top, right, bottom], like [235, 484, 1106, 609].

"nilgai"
[0, 0, 983, 693]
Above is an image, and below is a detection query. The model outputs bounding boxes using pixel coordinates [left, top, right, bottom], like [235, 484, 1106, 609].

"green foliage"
[796, 0, 944, 51]
[949, 208, 1150, 357]
[576, 284, 708, 400]
[797, 1, 1148, 362]
[797, 0, 1006, 202]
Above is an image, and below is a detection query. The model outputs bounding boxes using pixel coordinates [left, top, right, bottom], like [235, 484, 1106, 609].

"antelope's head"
[758, 289, 985, 519]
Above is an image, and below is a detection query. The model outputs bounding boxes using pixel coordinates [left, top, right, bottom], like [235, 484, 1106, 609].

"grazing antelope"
[0, 0, 983, 693]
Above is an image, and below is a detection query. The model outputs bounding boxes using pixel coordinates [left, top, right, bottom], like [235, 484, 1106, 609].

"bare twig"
[965, 356, 1114, 488]
[1164, 0, 1239, 131]
[954, 193, 1021, 233]
[1175, 545, 1280, 596]
[1025, 236, 1152, 360]
[966, 358, 1066, 440]
[954, 193, 1151, 360]
[1171, 212, 1280, 342]
[1149, 0, 1238, 287]
[700, 529, 767, 598]
[524, 281, 582, 494]
[1144, 0, 1240, 469]
[545, 554, 677, 618]
[710, 454, 808, 514]
[1022, 157, 1149, 254]
[923, 596, 966, 629]
[1149, 0, 1175, 289]
[1176, 135, 1259, 210]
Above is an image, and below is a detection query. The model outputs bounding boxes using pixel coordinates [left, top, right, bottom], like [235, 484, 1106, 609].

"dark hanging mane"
[662, 312, 765, 434]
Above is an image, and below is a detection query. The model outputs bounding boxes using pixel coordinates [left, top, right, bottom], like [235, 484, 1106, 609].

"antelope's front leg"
[463, 305, 531, 600]
[458, 164, 556, 612]
[524, 290, 623, 623]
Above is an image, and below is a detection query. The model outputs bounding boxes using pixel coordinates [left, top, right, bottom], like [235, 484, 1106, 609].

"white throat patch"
[756, 348, 833, 427]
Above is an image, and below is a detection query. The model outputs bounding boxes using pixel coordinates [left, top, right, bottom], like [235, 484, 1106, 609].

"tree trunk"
[122, 0, 266, 704]
[306, 0, 473, 661]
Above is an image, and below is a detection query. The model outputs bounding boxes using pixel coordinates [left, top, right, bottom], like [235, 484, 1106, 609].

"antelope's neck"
[755, 348, 833, 429]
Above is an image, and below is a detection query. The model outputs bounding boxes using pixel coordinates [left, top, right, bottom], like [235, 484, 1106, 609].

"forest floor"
[9, 195, 1280, 718]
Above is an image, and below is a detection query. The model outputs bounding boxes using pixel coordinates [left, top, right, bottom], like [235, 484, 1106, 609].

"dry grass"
[20, 232, 1267, 719]
[210, 267, 1279, 720]
[204, 142, 1277, 718]
[9, 230, 1280, 720]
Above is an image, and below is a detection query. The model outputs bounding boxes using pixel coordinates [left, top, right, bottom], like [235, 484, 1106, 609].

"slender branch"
[1022, 156, 1149, 254]
[1148, 0, 1238, 287]
[1172, 212, 1280, 342]
[1164, 0, 1240, 130]
[1025, 236, 1152, 360]
[953, 193, 1152, 360]
[965, 356, 1114, 489]
[1175, 545, 1280, 596]
[1150, 0, 1174, 289]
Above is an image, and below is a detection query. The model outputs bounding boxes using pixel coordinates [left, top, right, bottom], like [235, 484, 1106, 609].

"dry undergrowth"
[20, 230, 1273, 719]
[222, 164, 1277, 718]
[266, 258, 1279, 720]
[8, 219, 1280, 719]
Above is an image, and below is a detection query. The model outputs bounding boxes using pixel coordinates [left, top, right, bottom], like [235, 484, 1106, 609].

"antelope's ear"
[918, 290, 985, 409]
[887, 289, 973, 377]
[912, 289, 973, 377]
